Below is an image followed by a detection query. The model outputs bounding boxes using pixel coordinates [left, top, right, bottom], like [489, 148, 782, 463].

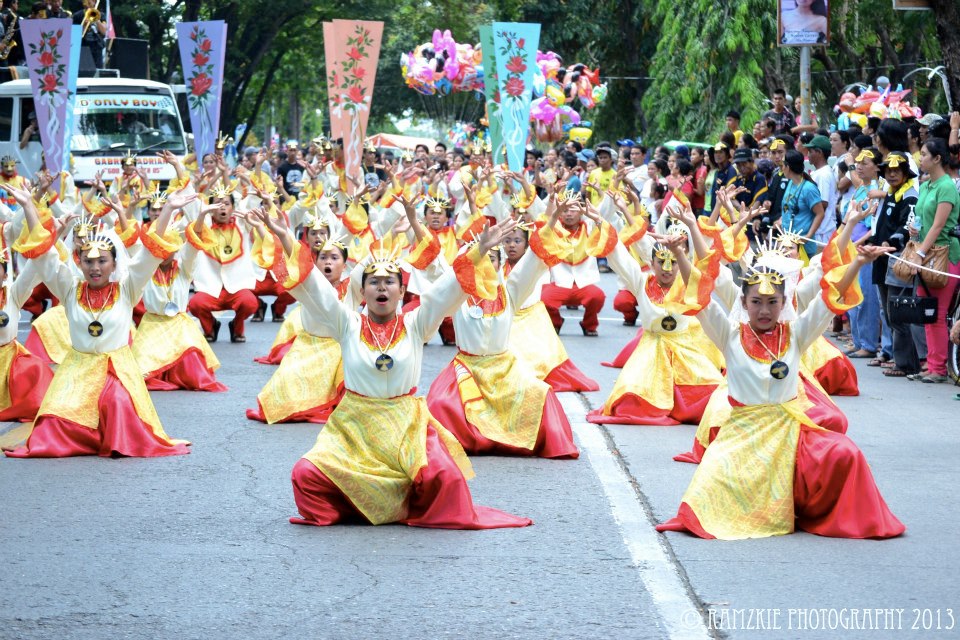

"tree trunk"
[930, 0, 960, 109]
[236, 50, 287, 149]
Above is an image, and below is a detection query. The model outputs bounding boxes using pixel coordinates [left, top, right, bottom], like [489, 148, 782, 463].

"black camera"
[949, 224, 960, 240]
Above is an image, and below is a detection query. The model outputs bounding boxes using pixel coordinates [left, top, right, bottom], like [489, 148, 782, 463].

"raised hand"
[166, 192, 199, 211]
[477, 217, 519, 255]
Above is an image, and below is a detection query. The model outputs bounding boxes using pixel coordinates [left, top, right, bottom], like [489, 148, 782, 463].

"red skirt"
[145, 348, 228, 392]
[602, 328, 644, 368]
[5, 369, 190, 459]
[587, 383, 717, 426]
[254, 339, 295, 365]
[0, 344, 54, 423]
[24, 328, 54, 366]
[426, 361, 579, 459]
[814, 354, 860, 396]
[658, 426, 905, 539]
[289, 425, 533, 529]
[543, 359, 600, 392]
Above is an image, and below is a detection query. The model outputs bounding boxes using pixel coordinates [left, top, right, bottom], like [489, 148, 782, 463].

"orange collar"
[739, 323, 790, 364]
[360, 313, 406, 352]
[76, 282, 120, 313]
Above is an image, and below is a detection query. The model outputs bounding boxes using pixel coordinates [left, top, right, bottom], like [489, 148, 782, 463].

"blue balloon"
[532, 68, 546, 97]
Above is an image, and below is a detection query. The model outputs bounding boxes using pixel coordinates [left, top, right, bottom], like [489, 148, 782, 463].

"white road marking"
[561, 394, 711, 640]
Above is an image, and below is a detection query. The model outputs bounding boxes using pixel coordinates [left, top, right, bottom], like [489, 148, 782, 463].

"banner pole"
[799, 46, 811, 126]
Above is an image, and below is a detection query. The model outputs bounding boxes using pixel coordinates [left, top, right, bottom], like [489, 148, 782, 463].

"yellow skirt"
[509, 302, 568, 380]
[681, 400, 823, 539]
[30, 305, 71, 364]
[36, 345, 181, 445]
[303, 392, 472, 525]
[270, 306, 303, 350]
[258, 333, 343, 423]
[602, 322, 724, 415]
[454, 352, 547, 450]
[131, 312, 220, 376]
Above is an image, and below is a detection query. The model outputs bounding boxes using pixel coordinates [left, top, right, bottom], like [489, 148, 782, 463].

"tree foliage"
[108, 0, 956, 148]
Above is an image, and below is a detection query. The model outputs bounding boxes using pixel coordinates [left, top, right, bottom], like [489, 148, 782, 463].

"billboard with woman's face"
[778, 0, 830, 46]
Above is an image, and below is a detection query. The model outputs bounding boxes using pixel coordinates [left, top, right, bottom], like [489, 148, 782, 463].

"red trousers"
[187, 289, 259, 337]
[613, 289, 638, 324]
[540, 283, 606, 332]
[22, 283, 58, 318]
[254, 273, 296, 316]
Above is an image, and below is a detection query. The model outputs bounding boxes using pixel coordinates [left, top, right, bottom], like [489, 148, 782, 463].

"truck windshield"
[71, 92, 186, 154]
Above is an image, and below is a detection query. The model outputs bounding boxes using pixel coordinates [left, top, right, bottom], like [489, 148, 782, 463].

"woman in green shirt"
[910, 138, 960, 382]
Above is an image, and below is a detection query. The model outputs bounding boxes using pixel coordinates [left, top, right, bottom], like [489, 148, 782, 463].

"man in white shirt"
[806, 135, 838, 244]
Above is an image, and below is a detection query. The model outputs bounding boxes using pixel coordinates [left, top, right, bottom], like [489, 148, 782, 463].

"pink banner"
[21, 18, 78, 181]
[323, 20, 383, 191]
[176, 21, 227, 159]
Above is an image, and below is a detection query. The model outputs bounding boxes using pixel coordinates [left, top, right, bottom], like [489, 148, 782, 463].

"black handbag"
[889, 278, 939, 325]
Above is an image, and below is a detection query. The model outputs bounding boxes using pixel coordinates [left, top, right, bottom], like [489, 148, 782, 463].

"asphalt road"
[2, 272, 958, 639]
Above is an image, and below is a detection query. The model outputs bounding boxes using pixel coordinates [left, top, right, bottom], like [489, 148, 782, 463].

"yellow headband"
[303, 213, 330, 232]
[74, 214, 99, 239]
[424, 196, 451, 213]
[743, 269, 785, 295]
[653, 245, 676, 272]
[884, 155, 905, 169]
[79, 235, 114, 259]
[769, 139, 786, 151]
[364, 247, 403, 277]
[209, 181, 231, 200]
[149, 188, 168, 209]
[855, 150, 876, 162]
[320, 238, 347, 254]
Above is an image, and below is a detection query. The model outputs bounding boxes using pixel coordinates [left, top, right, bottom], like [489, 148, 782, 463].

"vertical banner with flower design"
[492, 23, 540, 174]
[21, 19, 79, 183]
[176, 21, 227, 159]
[478, 25, 504, 165]
[323, 19, 383, 190]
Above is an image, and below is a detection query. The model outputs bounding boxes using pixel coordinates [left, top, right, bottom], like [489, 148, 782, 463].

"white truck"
[0, 77, 188, 186]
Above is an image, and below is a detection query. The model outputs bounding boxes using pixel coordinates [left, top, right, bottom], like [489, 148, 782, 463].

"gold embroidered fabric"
[682, 399, 824, 539]
[31, 305, 71, 364]
[454, 352, 547, 451]
[604, 321, 724, 415]
[35, 346, 179, 445]
[132, 312, 220, 376]
[508, 302, 568, 379]
[258, 334, 343, 424]
[304, 393, 473, 525]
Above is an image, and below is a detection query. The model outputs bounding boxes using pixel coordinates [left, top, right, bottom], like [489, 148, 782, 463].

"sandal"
[229, 320, 246, 343]
[880, 361, 895, 369]
[883, 368, 908, 377]
[920, 374, 948, 384]
[205, 319, 221, 343]
[867, 356, 889, 367]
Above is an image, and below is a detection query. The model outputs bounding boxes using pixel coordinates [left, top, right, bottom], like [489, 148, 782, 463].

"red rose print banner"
[323, 19, 383, 191]
[176, 21, 227, 159]
[21, 19, 80, 183]
[492, 23, 540, 173]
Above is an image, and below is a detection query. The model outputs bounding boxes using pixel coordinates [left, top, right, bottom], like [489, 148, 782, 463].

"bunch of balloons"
[529, 51, 606, 142]
[447, 122, 476, 148]
[400, 29, 484, 96]
[834, 84, 918, 130]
